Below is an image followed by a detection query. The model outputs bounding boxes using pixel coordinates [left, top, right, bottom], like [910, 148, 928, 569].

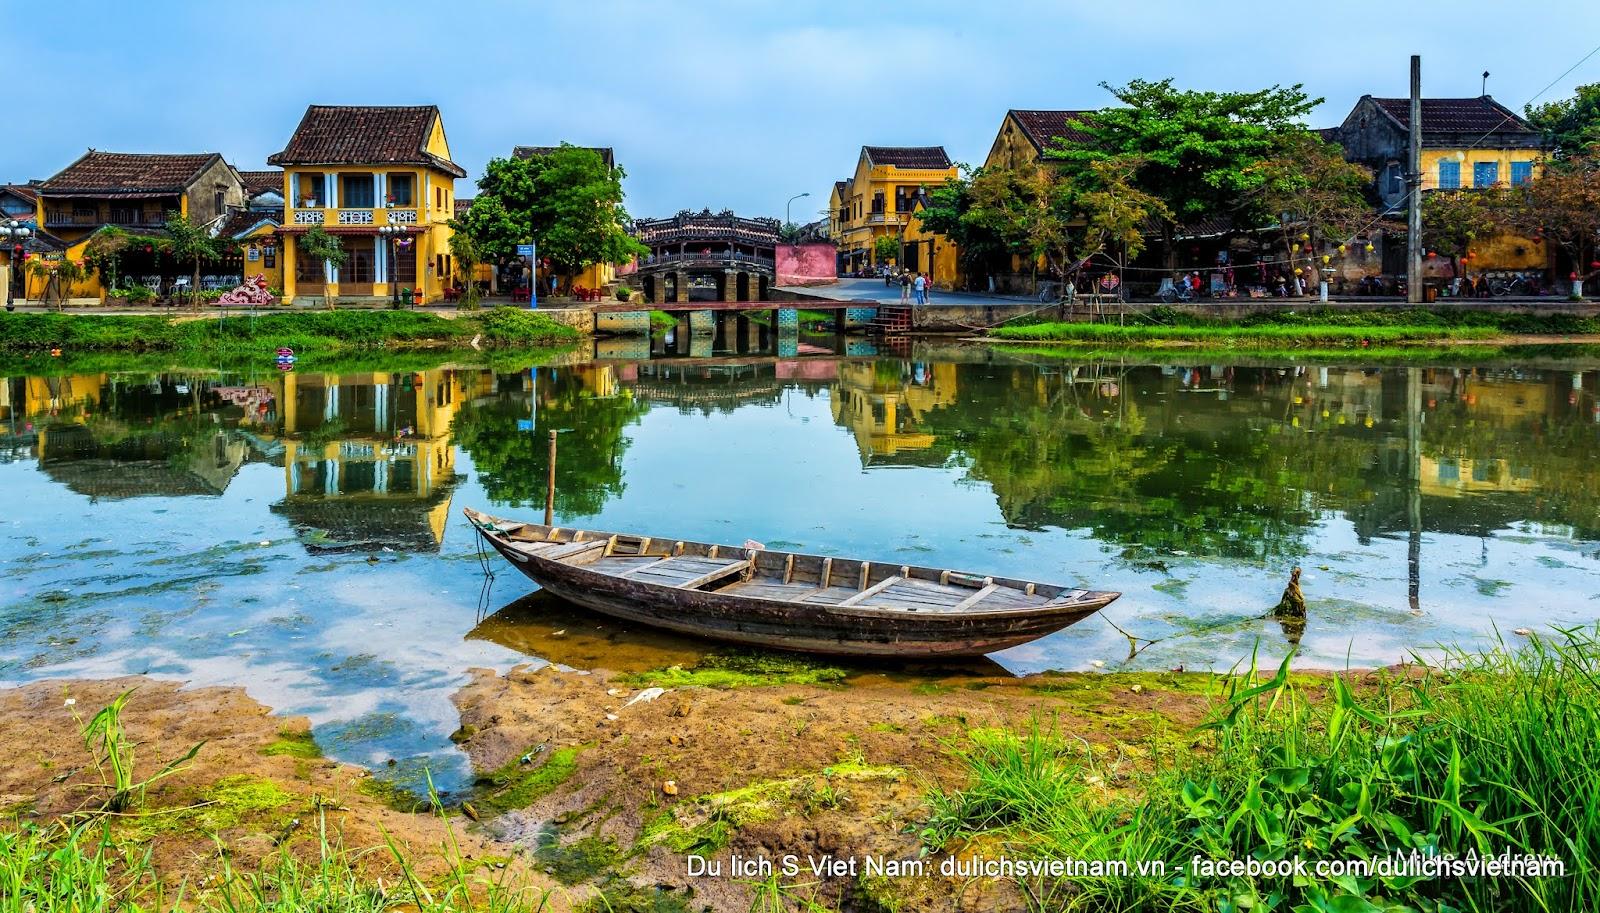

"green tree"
[1244, 133, 1374, 279]
[1497, 152, 1600, 298]
[162, 211, 220, 310]
[298, 226, 347, 309]
[916, 169, 1010, 285]
[873, 234, 900, 266]
[1066, 156, 1172, 274]
[1421, 189, 1502, 277]
[455, 145, 646, 281]
[1525, 84, 1600, 160]
[447, 230, 483, 310]
[1046, 79, 1322, 264]
[26, 258, 91, 311]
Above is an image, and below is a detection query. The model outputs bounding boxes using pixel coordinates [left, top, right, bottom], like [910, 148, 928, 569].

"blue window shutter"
[1511, 161, 1533, 186]
[1438, 160, 1460, 189]
[1473, 162, 1499, 187]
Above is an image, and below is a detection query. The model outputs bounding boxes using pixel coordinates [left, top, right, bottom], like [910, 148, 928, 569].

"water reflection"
[4, 351, 1600, 791]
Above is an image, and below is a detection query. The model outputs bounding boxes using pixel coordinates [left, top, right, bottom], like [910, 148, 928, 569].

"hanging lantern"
[1303, 244, 1313, 252]
[1321, 254, 1330, 264]
[1300, 232, 1310, 241]
[1590, 260, 1600, 269]
[1427, 250, 1436, 259]
[1364, 243, 1375, 253]
[1338, 244, 1347, 254]
[1293, 267, 1304, 275]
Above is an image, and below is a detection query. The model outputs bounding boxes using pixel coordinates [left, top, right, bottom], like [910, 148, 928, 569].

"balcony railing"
[641, 251, 776, 269]
[290, 207, 421, 227]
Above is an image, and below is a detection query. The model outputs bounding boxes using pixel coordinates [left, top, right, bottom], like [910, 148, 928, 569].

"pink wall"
[776, 243, 837, 287]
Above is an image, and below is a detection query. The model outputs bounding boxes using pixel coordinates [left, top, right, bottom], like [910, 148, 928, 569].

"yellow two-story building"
[268, 105, 467, 305]
[1328, 95, 1547, 275]
[829, 146, 959, 285]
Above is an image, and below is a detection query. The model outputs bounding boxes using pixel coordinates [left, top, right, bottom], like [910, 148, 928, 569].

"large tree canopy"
[1526, 84, 1600, 161]
[454, 145, 645, 276]
[1046, 79, 1322, 234]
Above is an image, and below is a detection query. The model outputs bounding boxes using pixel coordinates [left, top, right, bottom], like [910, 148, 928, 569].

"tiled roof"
[40, 151, 221, 195]
[268, 106, 467, 177]
[863, 146, 952, 170]
[1314, 127, 1342, 144]
[512, 145, 616, 168]
[221, 208, 281, 239]
[238, 170, 283, 197]
[454, 197, 473, 217]
[2, 183, 38, 204]
[1009, 110, 1095, 151]
[1367, 96, 1537, 137]
[833, 180, 849, 198]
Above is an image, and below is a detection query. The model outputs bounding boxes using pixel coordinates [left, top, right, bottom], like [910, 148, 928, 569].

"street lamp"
[785, 192, 810, 234]
[0, 220, 32, 312]
[378, 224, 406, 308]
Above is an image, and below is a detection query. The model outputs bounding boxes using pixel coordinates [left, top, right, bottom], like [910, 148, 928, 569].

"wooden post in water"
[544, 430, 557, 526]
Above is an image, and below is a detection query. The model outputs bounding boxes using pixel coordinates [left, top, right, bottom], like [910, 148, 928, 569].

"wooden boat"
[464, 508, 1119, 657]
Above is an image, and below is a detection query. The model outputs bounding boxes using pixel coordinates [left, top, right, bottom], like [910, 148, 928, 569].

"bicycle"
[1489, 274, 1535, 297]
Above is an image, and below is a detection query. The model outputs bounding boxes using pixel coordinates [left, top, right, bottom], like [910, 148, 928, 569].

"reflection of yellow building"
[270, 369, 493, 549]
[830, 362, 958, 460]
[830, 146, 958, 283]
[270, 105, 467, 305]
[1421, 456, 1537, 497]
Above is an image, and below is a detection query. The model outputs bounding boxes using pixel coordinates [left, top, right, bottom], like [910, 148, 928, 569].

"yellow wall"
[830, 151, 958, 272]
[280, 161, 456, 305]
[240, 223, 285, 292]
[903, 207, 959, 287]
[1420, 148, 1541, 191]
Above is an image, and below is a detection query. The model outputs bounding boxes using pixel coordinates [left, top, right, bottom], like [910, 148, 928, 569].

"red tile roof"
[40, 151, 222, 195]
[1367, 96, 1538, 138]
[268, 106, 467, 177]
[238, 170, 283, 198]
[2, 183, 38, 204]
[1008, 110, 1095, 151]
[454, 197, 473, 217]
[221, 208, 281, 239]
[863, 146, 952, 170]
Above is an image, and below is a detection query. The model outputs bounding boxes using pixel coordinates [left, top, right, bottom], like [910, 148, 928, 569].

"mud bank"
[448, 660, 1223, 912]
[0, 663, 1228, 912]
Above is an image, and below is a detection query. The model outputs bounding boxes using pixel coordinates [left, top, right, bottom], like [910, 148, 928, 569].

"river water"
[4, 341, 1599, 793]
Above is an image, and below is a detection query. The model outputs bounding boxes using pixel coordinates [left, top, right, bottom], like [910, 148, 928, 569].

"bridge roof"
[633, 208, 780, 246]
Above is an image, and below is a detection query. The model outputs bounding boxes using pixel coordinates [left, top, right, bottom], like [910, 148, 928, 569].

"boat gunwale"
[463, 509, 1120, 621]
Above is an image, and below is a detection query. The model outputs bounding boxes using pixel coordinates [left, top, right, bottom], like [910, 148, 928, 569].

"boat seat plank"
[674, 559, 753, 590]
[542, 539, 609, 562]
[950, 583, 1001, 612]
[836, 575, 904, 607]
[617, 555, 691, 578]
[798, 585, 864, 604]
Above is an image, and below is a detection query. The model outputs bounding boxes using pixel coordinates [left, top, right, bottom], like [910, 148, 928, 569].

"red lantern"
[144, 244, 153, 253]
[1590, 260, 1600, 269]
[1426, 251, 1436, 259]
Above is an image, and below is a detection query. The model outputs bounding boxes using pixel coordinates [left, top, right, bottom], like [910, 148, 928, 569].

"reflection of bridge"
[630, 209, 780, 304]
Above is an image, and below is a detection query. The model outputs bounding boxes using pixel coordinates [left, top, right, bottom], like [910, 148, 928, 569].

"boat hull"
[477, 528, 1111, 658]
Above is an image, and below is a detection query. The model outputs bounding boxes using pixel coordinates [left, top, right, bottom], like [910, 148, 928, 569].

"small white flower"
[63, 698, 76, 707]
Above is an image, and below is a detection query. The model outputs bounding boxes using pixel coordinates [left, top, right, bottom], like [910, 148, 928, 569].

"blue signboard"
[516, 244, 535, 257]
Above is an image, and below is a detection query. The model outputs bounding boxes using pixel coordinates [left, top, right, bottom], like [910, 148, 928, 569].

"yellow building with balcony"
[268, 105, 467, 305]
[830, 146, 958, 284]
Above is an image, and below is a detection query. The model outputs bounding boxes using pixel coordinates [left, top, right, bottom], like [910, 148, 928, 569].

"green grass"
[0, 307, 578, 363]
[471, 745, 584, 816]
[989, 307, 1600, 349]
[612, 651, 850, 689]
[648, 310, 677, 331]
[925, 629, 1600, 912]
[0, 809, 554, 912]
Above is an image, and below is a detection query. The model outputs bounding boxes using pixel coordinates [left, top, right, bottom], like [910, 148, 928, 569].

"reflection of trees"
[450, 372, 650, 517]
[919, 366, 1400, 561]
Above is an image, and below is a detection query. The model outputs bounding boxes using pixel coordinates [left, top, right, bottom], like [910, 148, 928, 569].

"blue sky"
[12, 1, 1600, 222]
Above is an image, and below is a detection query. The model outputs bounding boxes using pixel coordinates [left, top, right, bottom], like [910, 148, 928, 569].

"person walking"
[912, 271, 926, 307]
[899, 270, 911, 303]
[920, 272, 932, 304]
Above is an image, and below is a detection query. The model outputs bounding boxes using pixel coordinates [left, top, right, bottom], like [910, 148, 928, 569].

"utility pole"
[1407, 54, 1424, 304]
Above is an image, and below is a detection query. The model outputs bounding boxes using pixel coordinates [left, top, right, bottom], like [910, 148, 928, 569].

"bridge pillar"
[722, 270, 738, 303]
[650, 276, 665, 305]
[674, 271, 689, 304]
